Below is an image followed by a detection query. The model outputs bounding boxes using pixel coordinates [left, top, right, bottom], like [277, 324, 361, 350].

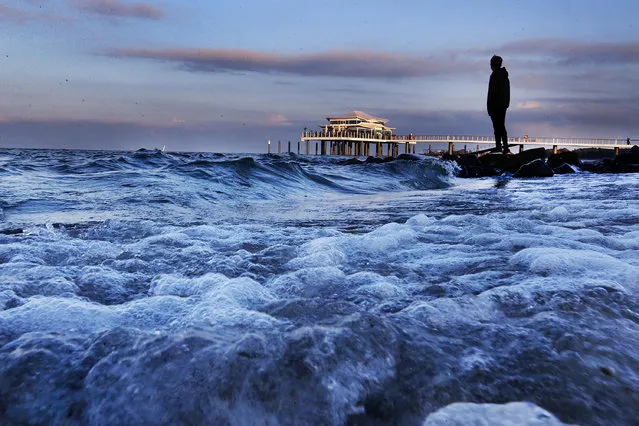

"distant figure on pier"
[487, 55, 510, 154]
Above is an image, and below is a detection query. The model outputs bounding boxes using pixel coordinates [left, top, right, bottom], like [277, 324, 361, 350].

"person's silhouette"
[487, 55, 510, 153]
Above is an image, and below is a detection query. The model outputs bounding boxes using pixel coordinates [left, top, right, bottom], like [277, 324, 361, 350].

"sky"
[1, 0, 639, 153]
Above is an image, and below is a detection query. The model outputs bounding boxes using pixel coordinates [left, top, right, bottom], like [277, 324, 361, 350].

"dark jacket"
[487, 67, 510, 116]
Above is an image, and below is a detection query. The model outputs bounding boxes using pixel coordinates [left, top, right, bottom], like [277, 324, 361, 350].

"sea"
[0, 148, 638, 425]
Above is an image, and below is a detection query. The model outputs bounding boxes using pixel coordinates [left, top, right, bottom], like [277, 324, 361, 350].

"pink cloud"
[0, 5, 30, 22]
[266, 114, 292, 126]
[515, 101, 542, 110]
[108, 47, 479, 79]
[488, 38, 639, 66]
[77, 0, 164, 20]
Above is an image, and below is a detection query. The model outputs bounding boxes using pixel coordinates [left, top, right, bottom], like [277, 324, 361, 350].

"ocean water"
[0, 148, 638, 425]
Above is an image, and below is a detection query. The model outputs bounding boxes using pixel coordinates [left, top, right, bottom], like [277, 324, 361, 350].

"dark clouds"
[108, 48, 478, 79]
[77, 0, 164, 20]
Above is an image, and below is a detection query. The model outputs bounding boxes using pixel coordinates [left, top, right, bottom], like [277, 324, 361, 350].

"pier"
[299, 133, 636, 156]
[269, 111, 635, 156]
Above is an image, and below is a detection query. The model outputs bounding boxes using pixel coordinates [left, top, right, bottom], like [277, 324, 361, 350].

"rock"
[616, 145, 639, 164]
[479, 148, 546, 173]
[574, 148, 615, 161]
[504, 147, 547, 173]
[548, 151, 580, 168]
[514, 159, 554, 178]
[456, 153, 481, 168]
[457, 165, 500, 178]
[553, 163, 576, 174]
[590, 148, 639, 173]
[478, 152, 511, 170]
[454, 154, 499, 178]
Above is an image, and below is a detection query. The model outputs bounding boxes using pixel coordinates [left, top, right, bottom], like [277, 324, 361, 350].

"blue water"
[0, 148, 638, 425]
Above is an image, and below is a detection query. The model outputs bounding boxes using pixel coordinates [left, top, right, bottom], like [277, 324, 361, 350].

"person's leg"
[491, 114, 502, 150]
[501, 110, 509, 151]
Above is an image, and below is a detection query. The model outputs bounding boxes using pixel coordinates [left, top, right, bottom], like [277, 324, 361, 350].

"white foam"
[546, 206, 570, 221]
[150, 272, 228, 297]
[347, 272, 407, 299]
[423, 401, 571, 425]
[510, 248, 639, 289]
[269, 266, 347, 298]
[401, 296, 500, 330]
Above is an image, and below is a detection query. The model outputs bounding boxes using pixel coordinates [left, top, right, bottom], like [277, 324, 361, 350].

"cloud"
[516, 101, 542, 110]
[487, 38, 639, 66]
[108, 48, 479, 79]
[0, 5, 28, 21]
[266, 114, 292, 126]
[77, 0, 164, 20]
[106, 38, 639, 83]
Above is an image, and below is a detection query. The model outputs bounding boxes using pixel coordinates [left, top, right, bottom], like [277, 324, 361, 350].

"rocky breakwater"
[449, 146, 639, 178]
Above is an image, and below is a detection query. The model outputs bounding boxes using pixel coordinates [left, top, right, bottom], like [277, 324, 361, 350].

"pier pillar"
[278, 140, 281, 154]
[413, 145, 416, 154]
[321, 141, 326, 155]
[448, 142, 454, 155]
[552, 145, 558, 154]
[519, 145, 524, 153]
[306, 141, 310, 155]
[315, 142, 318, 155]
[268, 140, 271, 154]
[615, 147, 620, 156]
[288, 141, 291, 153]
[405, 142, 410, 154]
[298, 141, 300, 154]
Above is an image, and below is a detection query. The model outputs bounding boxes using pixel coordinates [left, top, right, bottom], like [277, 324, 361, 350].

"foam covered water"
[0, 149, 638, 425]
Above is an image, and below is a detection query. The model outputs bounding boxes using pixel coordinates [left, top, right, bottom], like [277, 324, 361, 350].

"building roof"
[326, 110, 389, 123]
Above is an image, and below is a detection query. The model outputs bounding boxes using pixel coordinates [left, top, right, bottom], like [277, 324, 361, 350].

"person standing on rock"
[487, 55, 510, 154]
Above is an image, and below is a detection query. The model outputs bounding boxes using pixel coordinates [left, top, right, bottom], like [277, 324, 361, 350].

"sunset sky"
[1, 0, 639, 152]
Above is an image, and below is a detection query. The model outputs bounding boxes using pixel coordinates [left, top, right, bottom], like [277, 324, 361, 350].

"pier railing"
[301, 132, 634, 148]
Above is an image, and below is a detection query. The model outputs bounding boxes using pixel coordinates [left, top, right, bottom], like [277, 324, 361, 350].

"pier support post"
[297, 141, 300, 154]
[615, 147, 620, 156]
[519, 145, 524, 153]
[552, 145, 558, 154]
[448, 142, 454, 156]
[306, 140, 310, 155]
[321, 141, 326, 155]
[405, 142, 410, 154]
[278, 140, 281, 154]
[288, 141, 291, 153]
[315, 142, 318, 155]
[268, 140, 271, 154]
